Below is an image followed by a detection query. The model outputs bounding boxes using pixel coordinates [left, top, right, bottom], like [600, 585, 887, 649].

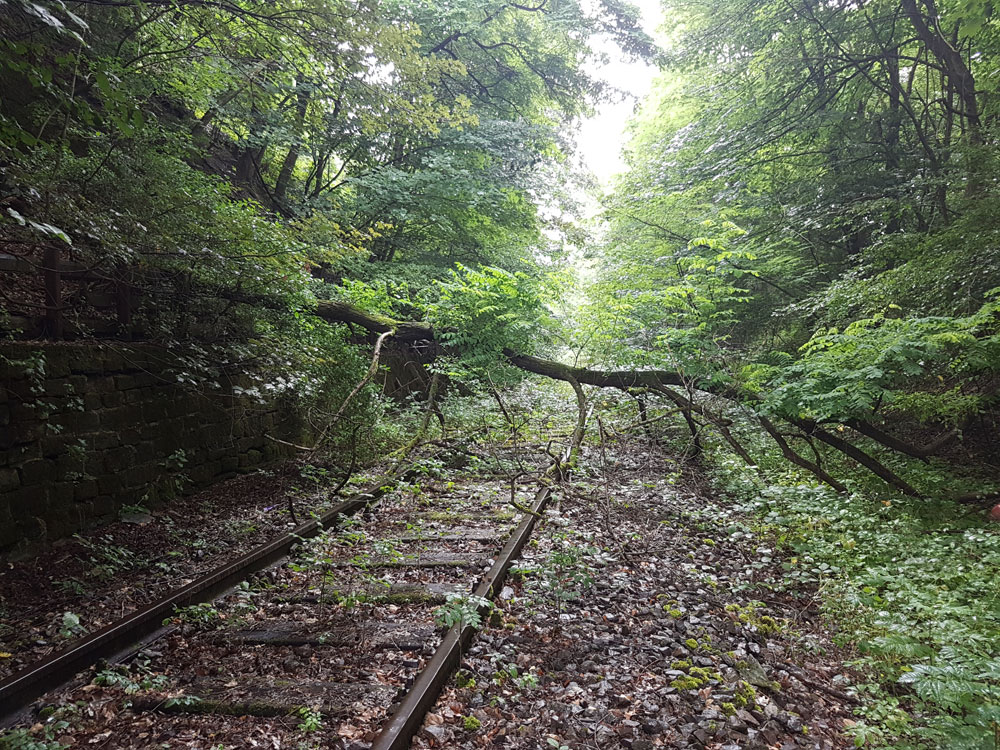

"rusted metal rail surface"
[0, 465, 412, 726]
[0, 447, 567, 748]
[370, 481, 554, 750]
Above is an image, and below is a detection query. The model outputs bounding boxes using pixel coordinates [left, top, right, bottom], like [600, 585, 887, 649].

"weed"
[118, 503, 149, 519]
[296, 707, 323, 733]
[140, 449, 190, 505]
[165, 602, 220, 626]
[462, 716, 481, 731]
[57, 612, 84, 640]
[225, 581, 258, 625]
[434, 593, 491, 631]
[456, 671, 477, 689]
[53, 578, 86, 596]
[74, 534, 139, 580]
[299, 464, 330, 485]
[531, 531, 598, 608]
[491, 663, 538, 690]
[0, 721, 70, 749]
[93, 659, 168, 694]
[713, 450, 1000, 747]
[163, 695, 203, 709]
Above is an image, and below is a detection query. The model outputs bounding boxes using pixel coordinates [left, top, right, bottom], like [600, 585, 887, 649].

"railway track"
[0, 448, 563, 749]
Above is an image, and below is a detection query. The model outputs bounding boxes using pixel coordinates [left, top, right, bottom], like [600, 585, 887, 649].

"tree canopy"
[3, 0, 1000, 743]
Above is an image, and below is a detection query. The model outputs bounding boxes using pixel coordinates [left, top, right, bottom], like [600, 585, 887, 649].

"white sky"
[577, 0, 665, 187]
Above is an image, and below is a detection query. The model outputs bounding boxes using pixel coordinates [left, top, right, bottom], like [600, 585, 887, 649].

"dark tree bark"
[273, 79, 311, 207]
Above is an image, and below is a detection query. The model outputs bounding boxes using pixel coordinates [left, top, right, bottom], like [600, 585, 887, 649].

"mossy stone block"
[74, 479, 99, 501]
[0, 467, 21, 491]
[20, 459, 55, 485]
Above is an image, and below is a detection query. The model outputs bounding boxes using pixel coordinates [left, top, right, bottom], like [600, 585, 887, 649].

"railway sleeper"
[213, 621, 436, 650]
[129, 680, 397, 719]
[394, 530, 499, 543]
[401, 510, 515, 524]
[274, 581, 469, 606]
[330, 552, 486, 569]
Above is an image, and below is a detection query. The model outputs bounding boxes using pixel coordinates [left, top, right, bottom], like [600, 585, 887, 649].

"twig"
[395, 372, 443, 460]
[264, 434, 313, 452]
[775, 661, 860, 705]
[329, 426, 359, 497]
[311, 329, 394, 453]
[509, 500, 543, 518]
[596, 414, 637, 566]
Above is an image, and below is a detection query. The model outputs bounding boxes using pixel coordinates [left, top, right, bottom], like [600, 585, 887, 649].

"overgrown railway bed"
[1, 436, 860, 750]
[0, 446, 558, 748]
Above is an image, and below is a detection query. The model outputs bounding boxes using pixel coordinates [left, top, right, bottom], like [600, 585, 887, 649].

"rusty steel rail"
[0, 466, 414, 726]
[371, 479, 555, 750]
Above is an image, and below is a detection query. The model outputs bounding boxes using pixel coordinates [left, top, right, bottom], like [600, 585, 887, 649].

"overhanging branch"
[308, 297, 991, 504]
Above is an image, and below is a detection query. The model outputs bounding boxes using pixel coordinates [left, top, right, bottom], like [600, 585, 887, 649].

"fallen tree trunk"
[503, 350, 691, 391]
[308, 297, 995, 503]
[311, 301, 710, 391]
[315, 300, 434, 342]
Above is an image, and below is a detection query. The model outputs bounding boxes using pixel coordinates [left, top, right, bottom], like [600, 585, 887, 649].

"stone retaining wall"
[0, 343, 302, 557]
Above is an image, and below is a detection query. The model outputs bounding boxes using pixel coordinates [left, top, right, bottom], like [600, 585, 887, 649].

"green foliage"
[162, 695, 204, 709]
[596, 0, 1000, 393]
[424, 264, 544, 375]
[73, 534, 139, 581]
[56, 611, 83, 640]
[515, 530, 601, 612]
[0, 722, 70, 750]
[454, 670, 477, 689]
[433, 593, 492, 631]
[580, 222, 755, 383]
[462, 715, 482, 731]
[491, 662, 539, 691]
[712, 446, 1000, 748]
[93, 660, 168, 695]
[762, 297, 1000, 423]
[0, 0, 650, 465]
[296, 706, 323, 733]
[165, 603, 221, 627]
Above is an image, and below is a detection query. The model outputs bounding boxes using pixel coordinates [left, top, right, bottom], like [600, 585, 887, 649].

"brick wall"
[0, 342, 302, 557]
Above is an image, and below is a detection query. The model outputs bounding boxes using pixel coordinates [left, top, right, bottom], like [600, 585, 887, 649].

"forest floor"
[2, 432, 857, 749]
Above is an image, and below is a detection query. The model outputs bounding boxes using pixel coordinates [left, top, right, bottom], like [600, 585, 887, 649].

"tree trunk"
[273, 79, 311, 207]
[901, 0, 982, 193]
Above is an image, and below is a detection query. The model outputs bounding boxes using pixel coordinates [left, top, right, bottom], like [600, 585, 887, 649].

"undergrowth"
[711, 447, 1000, 749]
